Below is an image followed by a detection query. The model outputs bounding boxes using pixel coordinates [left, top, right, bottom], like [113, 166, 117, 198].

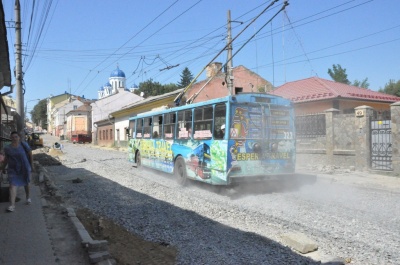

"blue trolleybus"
[128, 93, 295, 186]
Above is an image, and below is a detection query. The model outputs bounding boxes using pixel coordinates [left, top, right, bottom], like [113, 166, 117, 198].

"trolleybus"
[128, 93, 295, 186]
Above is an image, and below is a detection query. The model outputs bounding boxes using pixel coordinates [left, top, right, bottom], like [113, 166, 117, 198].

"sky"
[3, 0, 400, 113]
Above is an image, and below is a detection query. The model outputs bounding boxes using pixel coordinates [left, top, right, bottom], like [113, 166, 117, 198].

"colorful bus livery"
[128, 93, 296, 186]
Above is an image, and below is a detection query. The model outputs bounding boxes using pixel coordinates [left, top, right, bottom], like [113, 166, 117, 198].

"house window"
[110, 129, 112, 140]
[235, 87, 243, 94]
[343, 108, 355, 114]
[333, 100, 339, 109]
[106, 130, 108, 140]
[73, 105, 78, 110]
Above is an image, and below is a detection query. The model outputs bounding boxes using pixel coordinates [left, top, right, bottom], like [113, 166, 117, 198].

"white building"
[92, 66, 143, 145]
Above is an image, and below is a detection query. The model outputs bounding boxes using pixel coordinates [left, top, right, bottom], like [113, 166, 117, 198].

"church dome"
[104, 82, 111, 87]
[110, 67, 126, 78]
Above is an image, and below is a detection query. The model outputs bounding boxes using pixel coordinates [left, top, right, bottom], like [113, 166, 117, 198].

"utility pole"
[226, 10, 233, 95]
[14, 0, 24, 134]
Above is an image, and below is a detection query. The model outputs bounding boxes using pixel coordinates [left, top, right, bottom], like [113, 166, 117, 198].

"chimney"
[206, 62, 223, 78]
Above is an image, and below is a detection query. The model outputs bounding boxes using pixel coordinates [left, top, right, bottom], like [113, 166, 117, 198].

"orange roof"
[271, 77, 400, 103]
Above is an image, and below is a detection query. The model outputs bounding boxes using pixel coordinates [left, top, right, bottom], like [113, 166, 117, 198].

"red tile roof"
[271, 77, 400, 103]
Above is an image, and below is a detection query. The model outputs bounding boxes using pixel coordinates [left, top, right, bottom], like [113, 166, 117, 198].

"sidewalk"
[0, 184, 57, 265]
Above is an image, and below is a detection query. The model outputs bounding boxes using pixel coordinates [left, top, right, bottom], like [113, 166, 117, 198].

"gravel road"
[42, 134, 400, 265]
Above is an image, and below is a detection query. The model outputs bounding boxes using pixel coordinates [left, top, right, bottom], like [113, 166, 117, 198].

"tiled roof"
[271, 77, 400, 103]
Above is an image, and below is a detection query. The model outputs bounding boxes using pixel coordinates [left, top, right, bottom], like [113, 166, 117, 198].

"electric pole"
[226, 10, 233, 95]
[15, 0, 24, 134]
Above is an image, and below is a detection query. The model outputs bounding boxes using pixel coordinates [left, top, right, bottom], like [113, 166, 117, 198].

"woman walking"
[3, 131, 34, 212]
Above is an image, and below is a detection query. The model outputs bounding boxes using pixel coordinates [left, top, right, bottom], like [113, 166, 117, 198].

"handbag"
[20, 141, 32, 166]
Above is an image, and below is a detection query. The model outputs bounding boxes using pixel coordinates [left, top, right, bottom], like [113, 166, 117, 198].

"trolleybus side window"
[129, 120, 135, 138]
[143, 117, 152, 139]
[178, 110, 192, 139]
[194, 106, 213, 139]
[163, 113, 175, 139]
[136, 118, 143, 139]
[214, 104, 226, 139]
[152, 115, 162, 138]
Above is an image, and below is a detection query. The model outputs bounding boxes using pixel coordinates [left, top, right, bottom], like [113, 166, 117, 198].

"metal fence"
[370, 120, 392, 171]
[295, 114, 326, 138]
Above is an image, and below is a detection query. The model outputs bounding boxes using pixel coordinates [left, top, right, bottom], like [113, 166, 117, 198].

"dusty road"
[40, 134, 400, 264]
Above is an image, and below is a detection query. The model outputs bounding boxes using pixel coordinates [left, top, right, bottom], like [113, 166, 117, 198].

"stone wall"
[296, 104, 400, 175]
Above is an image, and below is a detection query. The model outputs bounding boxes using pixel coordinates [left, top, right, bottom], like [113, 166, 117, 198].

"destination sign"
[271, 119, 289, 126]
[271, 110, 289, 116]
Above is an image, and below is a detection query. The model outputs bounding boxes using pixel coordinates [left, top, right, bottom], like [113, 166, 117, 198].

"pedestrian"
[3, 131, 34, 212]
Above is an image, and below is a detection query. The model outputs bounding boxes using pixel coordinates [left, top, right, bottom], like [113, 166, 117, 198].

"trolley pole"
[226, 10, 233, 95]
[15, 0, 24, 135]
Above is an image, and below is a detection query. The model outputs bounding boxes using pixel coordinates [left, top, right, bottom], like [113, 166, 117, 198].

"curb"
[38, 163, 116, 265]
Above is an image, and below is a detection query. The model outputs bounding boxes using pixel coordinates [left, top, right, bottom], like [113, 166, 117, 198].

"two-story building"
[65, 102, 92, 141]
[47, 93, 74, 135]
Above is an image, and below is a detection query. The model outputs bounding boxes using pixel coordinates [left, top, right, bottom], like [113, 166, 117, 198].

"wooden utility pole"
[14, 0, 24, 134]
[226, 10, 233, 95]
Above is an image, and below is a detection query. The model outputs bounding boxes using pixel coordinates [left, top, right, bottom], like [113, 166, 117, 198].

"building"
[47, 93, 74, 135]
[92, 66, 143, 146]
[65, 102, 92, 141]
[184, 62, 273, 104]
[103, 63, 273, 147]
[272, 77, 400, 116]
[109, 89, 184, 147]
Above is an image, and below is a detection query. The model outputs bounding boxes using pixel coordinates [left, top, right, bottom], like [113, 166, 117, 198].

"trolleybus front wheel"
[174, 157, 187, 186]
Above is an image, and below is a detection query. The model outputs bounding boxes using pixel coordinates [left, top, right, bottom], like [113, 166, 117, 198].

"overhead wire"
[12, 0, 389, 100]
[131, 1, 281, 85]
[73, 0, 187, 96]
[98, 0, 204, 73]
[283, 10, 317, 77]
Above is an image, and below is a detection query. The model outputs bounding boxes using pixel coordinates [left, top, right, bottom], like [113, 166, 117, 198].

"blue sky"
[3, 0, 400, 112]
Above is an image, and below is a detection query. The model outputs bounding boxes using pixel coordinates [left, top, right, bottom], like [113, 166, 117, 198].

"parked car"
[71, 134, 92, 144]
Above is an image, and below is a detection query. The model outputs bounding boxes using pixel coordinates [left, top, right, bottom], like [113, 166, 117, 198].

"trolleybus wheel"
[136, 151, 142, 168]
[174, 157, 187, 186]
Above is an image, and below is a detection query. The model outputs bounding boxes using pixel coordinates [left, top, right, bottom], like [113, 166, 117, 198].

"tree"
[31, 99, 47, 129]
[328, 64, 369, 88]
[134, 79, 179, 98]
[378, 79, 400, 96]
[177, 67, 193, 88]
[352, 78, 370, 89]
[328, 64, 350, 85]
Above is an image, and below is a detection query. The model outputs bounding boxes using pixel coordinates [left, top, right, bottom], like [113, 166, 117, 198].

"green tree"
[31, 99, 47, 129]
[378, 79, 400, 96]
[134, 79, 179, 98]
[352, 78, 370, 89]
[328, 64, 350, 84]
[177, 67, 193, 88]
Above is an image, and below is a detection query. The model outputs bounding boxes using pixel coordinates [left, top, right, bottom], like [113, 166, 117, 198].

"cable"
[73, 0, 185, 96]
